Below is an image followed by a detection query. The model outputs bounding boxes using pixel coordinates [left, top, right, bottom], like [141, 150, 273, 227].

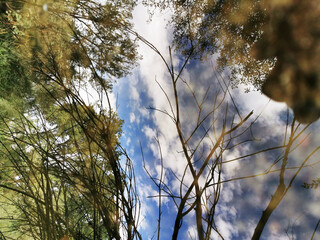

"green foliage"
[0, 9, 32, 112]
[0, 42, 31, 97]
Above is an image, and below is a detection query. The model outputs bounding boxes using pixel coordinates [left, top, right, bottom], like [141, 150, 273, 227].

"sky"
[111, 3, 320, 240]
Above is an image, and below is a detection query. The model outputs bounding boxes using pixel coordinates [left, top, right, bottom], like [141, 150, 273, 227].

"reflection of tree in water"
[146, 0, 320, 123]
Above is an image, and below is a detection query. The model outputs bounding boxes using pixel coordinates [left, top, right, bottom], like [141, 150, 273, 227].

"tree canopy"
[145, 0, 320, 123]
[0, 0, 141, 239]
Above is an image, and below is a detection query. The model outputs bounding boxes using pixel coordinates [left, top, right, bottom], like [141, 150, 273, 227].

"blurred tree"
[252, 0, 320, 123]
[145, 0, 320, 123]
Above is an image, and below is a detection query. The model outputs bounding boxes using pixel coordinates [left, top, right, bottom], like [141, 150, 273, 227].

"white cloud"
[216, 216, 239, 240]
[130, 112, 136, 123]
[186, 225, 197, 239]
[136, 179, 158, 231]
[235, 84, 288, 138]
[129, 75, 140, 103]
[126, 136, 131, 146]
[142, 125, 156, 141]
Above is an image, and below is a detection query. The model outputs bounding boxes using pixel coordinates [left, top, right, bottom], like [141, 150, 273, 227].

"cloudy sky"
[111, 3, 320, 240]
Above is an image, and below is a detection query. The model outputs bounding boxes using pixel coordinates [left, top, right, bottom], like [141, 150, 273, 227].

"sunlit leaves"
[9, 0, 138, 87]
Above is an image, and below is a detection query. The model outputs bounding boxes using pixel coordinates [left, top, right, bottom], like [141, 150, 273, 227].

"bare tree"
[134, 30, 320, 239]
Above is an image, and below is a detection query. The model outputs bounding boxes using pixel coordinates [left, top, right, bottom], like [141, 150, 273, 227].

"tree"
[253, 0, 320, 123]
[0, 0, 142, 239]
[0, 101, 140, 240]
[7, 0, 138, 79]
[144, 0, 320, 123]
[143, 0, 272, 88]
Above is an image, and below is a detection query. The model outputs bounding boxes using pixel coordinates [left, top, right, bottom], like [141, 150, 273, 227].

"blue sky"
[110, 3, 320, 239]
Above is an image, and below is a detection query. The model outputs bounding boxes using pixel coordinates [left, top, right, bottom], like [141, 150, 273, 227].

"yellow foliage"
[11, 0, 76, 82]
[60, 235, 70, 240]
